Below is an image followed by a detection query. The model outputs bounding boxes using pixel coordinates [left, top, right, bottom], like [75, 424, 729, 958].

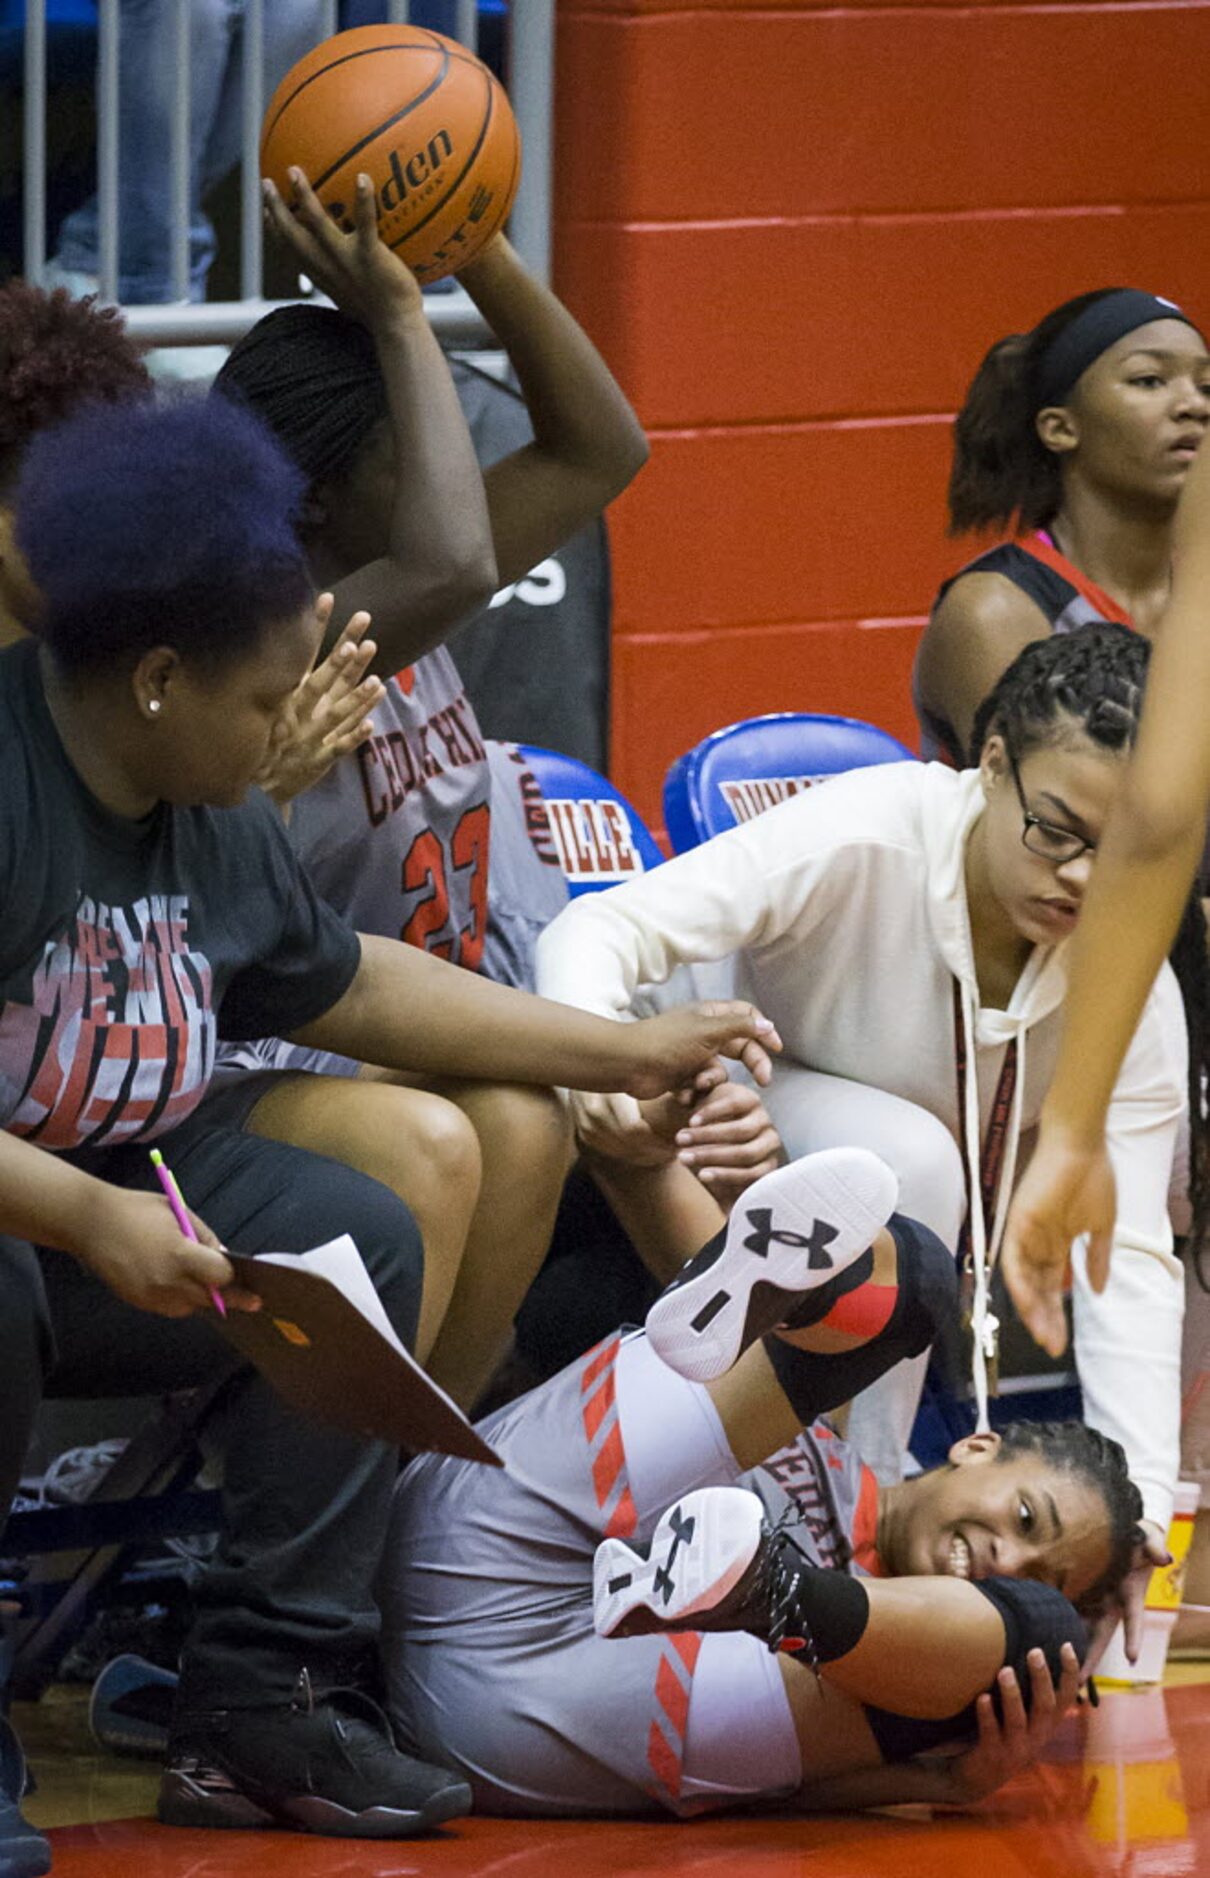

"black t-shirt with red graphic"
[0, 638, 360, 1155]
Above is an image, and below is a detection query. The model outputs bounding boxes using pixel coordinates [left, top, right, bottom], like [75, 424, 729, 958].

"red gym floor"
[21, 1667, 1210, 1877]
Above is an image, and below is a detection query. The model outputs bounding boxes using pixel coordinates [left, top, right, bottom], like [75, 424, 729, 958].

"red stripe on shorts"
[656, 1654, 691, 1737]
[582, 1368, 615, 1444]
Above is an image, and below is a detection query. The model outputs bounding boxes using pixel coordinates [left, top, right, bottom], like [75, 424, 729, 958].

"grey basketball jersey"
[381, 1333, 880, 1819]
[211, 655, 573, 1085]
[283, 659, 566, 988]
[289, 647, 491, 967]
[746, 1423, 880, 1577]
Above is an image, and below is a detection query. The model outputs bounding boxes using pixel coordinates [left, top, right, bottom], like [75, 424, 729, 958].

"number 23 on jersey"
[399, 803, 490, 969]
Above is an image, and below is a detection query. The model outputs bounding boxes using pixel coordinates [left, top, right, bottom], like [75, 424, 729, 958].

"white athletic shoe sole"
[593, 1486, 764, 1639]
[644, 1147, 900, 1383]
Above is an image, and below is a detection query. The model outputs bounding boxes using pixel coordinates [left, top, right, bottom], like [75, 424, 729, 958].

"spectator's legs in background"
[51, 0, 325, 303]
[53, 0, 235, 301]
[196, 2, 328, 239]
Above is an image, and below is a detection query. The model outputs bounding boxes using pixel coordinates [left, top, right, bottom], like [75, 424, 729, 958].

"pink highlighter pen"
[149, 1147, 227, 1318]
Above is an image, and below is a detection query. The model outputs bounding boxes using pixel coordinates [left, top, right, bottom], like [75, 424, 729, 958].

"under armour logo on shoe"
[653, 1506, 698, 1603]
[666, 1506, 695, 1569]
[742, 1208, 838, 1271]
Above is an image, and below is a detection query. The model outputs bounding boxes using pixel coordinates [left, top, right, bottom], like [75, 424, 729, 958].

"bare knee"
[465, 1083, 572, 1174]
[334, 1085, 483, 1211]
[400, 1093, 483, 1194]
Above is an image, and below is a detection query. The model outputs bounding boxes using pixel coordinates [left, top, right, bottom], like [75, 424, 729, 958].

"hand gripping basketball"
[262, 165, 425, 329]
[262, 24, 521, 283]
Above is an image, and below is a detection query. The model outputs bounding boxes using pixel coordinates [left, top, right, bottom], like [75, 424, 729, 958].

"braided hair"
[949, 289, 1128, 536]
[970, 618, 1145, 758]
[971, 623, 1210, 1252]
[996, 1420, 1143, 1616]
[213, 304, 388, 495]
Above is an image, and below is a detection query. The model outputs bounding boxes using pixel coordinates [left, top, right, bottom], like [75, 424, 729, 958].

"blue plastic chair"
[518, 745, 663, 896]
[663, 712, 917, 854]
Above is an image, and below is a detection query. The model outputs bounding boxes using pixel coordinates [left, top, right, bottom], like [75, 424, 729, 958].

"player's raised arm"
[1003, 433, 1210, 1352]
[456, 234, 649, 588]
[242, 167, 499, 676]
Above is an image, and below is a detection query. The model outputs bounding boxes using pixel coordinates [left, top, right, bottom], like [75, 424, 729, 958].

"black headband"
[1033, 289, 1197, 409]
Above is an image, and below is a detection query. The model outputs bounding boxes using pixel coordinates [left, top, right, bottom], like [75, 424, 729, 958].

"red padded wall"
[552, 0, 1210, 829]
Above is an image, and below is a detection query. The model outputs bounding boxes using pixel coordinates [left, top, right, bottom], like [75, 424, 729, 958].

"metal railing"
[20, 0, 554, 346]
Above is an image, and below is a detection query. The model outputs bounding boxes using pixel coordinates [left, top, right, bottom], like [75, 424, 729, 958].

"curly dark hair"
[996, 1420, 1143, 1617]
[15, 394, 312, 678]
[948, 288, 1136, 536]
[0, 282, 151, 489]
[971, 622, 1210, 1249]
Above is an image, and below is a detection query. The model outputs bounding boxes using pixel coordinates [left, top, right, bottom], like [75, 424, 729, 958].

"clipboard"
[217, 1236, 501, 1467]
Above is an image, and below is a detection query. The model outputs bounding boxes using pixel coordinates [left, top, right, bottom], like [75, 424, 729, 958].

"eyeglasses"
[1007, 749, 1097, 865]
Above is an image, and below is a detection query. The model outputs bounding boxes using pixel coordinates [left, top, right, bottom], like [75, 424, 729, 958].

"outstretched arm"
[1002, 437, 1210, 1351]
[289, 930, 780, 1098]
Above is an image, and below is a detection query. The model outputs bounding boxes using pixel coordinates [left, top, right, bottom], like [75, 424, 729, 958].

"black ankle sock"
[778, 1554, 870, 1663]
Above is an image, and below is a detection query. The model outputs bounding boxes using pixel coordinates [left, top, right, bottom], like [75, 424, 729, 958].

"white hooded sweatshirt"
[536, 761, 1187, 1530]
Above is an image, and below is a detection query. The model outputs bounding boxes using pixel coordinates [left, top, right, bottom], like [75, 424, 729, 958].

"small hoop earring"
[148, 699, 162, 715]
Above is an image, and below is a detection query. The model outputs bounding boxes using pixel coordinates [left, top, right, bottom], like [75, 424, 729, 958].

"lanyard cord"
[953, 980, 1019, 1426]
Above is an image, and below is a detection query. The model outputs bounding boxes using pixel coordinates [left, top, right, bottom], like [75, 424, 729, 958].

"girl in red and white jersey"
[915, 287, 1209, 768]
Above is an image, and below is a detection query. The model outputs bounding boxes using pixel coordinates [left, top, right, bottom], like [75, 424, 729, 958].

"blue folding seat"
[663, 711, 916, 853]
[518, 745, 664, 897]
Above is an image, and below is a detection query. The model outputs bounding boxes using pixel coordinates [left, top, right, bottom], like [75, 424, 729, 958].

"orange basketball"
[261, 25, 521, 284]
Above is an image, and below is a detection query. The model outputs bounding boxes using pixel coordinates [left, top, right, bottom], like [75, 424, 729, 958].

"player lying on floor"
[378, 1148, 1138, 1818]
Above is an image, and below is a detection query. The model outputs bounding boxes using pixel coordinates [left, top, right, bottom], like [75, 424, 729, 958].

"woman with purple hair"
[0, 392, 774, 1855]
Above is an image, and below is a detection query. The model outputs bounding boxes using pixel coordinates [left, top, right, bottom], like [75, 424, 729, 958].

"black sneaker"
[158, 1669, 472, 1838]
[1, 1716, 52, 1878]
[644, 1149, 899, 1381]
[594, 1485, 819, 1662]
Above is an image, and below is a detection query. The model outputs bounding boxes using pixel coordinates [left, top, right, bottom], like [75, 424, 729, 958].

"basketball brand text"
[324, 129, 454, 231]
